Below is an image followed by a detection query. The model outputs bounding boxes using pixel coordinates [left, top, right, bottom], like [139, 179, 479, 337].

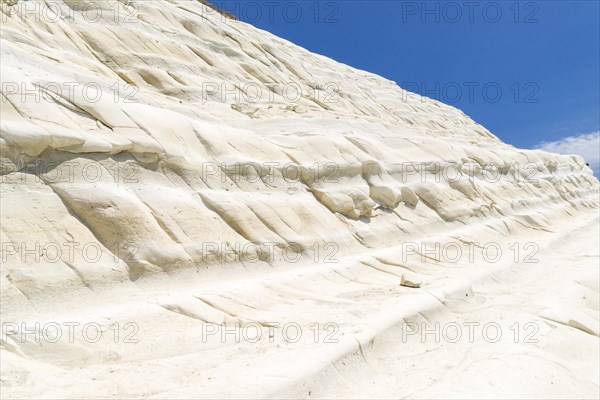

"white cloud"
[535, 131, 600, 177]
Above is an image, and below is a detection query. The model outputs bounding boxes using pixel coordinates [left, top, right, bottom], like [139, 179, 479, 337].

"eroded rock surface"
[1, 1, 598, 399]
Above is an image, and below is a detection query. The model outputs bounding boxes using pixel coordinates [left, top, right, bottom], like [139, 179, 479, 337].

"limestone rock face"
[1, 1, 598, 399]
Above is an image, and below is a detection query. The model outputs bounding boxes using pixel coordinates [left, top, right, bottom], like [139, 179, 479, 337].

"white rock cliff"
[1, 1, 598, 398]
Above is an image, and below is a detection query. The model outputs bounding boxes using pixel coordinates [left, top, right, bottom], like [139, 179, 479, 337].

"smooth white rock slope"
[1, 1, 599, 398]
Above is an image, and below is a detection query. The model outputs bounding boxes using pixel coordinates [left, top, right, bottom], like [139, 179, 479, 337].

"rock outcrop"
[1, 1, 598, 398]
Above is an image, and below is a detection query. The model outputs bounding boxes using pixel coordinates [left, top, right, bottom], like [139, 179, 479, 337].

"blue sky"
[214, 0, 599, 173]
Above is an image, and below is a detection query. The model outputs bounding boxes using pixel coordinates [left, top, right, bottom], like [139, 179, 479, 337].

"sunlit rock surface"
[1, 1, 598, 398]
